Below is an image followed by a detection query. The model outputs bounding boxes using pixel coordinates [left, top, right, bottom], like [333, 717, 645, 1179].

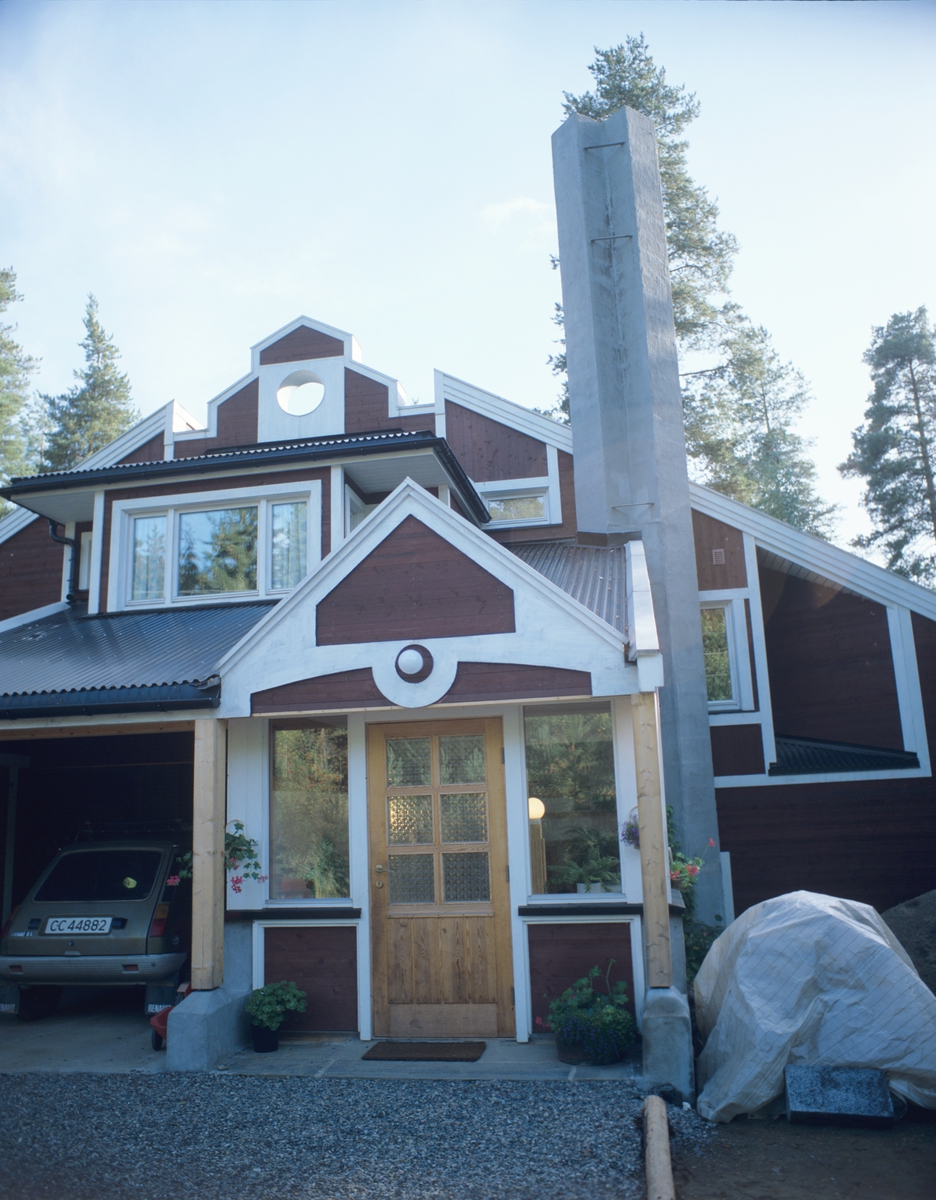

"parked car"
[0, 839, 190, 1020]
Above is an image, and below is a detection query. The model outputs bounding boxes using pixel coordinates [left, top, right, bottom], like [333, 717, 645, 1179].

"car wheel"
[17, 986, 63, 1022]
[151, 1029, 164, 1051]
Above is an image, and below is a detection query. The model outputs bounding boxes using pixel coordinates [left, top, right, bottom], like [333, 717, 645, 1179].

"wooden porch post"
[631, 692, 672, 988]
[191, 719, 227, 990]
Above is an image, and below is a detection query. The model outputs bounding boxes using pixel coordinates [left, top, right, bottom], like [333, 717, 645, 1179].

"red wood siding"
[488, 450, 578, 546]
[710, 724, 765, 776]
[252, 668, 387, 714]
[98, 466, 330, 610]
[263, 926, 358, 1032]
[343, 369, 433, 434]
[444, 402, 547, 481]
[316, 515, 515, 645]
[259, 326, 345, 365]
[717, 778, 936, 916]
[0, 518, 64, 621]
[443, 662, 591, 703]
[173, 379, 259, 457]
[527, 923, 635, 1025]
[760, 565, 903, 750]
[118, 434, 164, 465]
[692, 510, 747, 590]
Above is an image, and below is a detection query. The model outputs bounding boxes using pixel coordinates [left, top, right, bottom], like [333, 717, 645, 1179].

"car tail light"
[1, 906, 19, 939]
[148, 904, 170, 938]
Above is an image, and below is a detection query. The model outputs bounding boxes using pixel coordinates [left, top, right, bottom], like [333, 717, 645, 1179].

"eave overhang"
[0, 430, 491, 527]
[0, 680, 221, 720]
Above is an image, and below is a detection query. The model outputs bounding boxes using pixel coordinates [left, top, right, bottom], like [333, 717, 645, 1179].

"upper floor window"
[701, 605, 733, 704]
[700, 599, 755, 712]
[112, 481, 321, 609]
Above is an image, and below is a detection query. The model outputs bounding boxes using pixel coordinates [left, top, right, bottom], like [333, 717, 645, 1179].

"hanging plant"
[170, 821, 268, 893]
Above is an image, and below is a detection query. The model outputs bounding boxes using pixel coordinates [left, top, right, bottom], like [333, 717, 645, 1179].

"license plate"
[44, 917, 113, 935]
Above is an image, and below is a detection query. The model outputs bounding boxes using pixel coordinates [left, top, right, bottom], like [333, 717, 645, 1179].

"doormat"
[362, 1041, 487, 1062]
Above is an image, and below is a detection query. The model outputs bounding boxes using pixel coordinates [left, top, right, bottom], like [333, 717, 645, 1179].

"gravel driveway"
[0, 1073, 714, 1199]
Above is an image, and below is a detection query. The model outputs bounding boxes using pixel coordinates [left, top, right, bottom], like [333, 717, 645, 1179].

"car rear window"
[34, 850, 164, 903]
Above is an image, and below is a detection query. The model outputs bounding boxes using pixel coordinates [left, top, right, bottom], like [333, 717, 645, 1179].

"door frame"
[366, 715, 515, 1038]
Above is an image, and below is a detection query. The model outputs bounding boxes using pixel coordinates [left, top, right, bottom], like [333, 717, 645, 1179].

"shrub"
[244, 980, 307, 1031]
[546, 963, 637, 1066]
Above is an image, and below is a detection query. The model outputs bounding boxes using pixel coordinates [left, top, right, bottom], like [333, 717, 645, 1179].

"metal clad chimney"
[552, 105, 722, 921]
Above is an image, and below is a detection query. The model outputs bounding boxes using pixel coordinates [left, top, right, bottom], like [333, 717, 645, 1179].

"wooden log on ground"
[643, 1094, 675, 1200]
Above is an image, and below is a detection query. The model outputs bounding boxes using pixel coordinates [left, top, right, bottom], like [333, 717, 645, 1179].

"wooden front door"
[368, 717, 514, 1038]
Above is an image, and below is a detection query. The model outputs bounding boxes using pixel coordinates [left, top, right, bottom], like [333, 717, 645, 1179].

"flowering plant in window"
[171, 821, 268, 893]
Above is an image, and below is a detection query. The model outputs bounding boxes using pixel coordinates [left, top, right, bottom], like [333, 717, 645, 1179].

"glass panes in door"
[384, 732, 491, 906]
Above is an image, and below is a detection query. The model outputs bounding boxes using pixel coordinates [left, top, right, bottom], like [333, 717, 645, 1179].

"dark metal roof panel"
[508, 541, 626, 633]
[769, 735, 920, 776]
[0, 602, 275, 698]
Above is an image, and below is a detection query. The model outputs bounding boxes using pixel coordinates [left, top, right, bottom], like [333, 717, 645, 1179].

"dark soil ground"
[672, 1106, 936, 1200]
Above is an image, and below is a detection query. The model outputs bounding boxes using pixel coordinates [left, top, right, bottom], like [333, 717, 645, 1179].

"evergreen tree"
[40, 295, 138, 471]
[682, 309, 836, 537]
[841, 308, 936, 584]
[562, 36, 737, 346]
[0, 268, 37, 507]
[547, 38, 834, 538]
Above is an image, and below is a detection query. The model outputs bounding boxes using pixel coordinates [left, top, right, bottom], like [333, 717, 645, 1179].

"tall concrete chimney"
[552, 105, 722, 922]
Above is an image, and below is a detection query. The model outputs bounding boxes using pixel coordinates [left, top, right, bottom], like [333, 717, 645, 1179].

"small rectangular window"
[271, 501, 307, 590]
[701, 606, 733, 703]
[486, 494, 547, 523]
[131, 515, 166, 602]
[270, 720, 349, 901]
[177, 506, 258, 596]
[523, 703, 621, 895]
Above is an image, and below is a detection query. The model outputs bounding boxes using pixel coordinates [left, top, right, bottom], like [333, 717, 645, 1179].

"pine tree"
[683, 309, 836, 537]
[548, 38, 834, 538]
[0, 268, 38, 507]
[562, 36, 737, 347]
[841, 308, 936, 584]
[40, 295, 138, 471]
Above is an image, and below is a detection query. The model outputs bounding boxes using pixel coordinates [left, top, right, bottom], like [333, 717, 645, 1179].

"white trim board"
[436, 370, 573, 454]
[715, 766, 930, 788]
[691, 482, 936, 623]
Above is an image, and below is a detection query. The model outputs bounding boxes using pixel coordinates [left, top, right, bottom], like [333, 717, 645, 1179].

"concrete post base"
[640, 986, 695, 1105]
[166, 921, 253, 1072]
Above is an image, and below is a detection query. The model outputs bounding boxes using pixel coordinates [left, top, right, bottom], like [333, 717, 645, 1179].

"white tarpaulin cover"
[694, 891, 936, 1123]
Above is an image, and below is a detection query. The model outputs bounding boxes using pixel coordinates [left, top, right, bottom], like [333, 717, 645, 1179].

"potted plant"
[244, 980, 307, 1052]
[549, 827, 622, 894]
[539, 963, 637, 1066]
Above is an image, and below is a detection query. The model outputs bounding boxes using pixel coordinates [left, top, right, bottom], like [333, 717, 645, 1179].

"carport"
[0, 726, 195, 1028]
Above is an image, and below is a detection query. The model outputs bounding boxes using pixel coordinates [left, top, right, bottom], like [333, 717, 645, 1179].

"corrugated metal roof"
[508, 541, 626, 633]
[770, 735, 920, 776]
[0, 602, 275, 698]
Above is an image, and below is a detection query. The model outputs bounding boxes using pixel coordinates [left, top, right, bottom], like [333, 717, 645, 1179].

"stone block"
[784, 1065, 896, 1128]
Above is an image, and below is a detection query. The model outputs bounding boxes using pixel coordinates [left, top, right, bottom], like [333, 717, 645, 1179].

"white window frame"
[700, 597, 754, 713]
[473, 445, 563, 530]
[344, 484, 377, 535]
[108, 479, 322, 611]
[519, 699, 631, 902]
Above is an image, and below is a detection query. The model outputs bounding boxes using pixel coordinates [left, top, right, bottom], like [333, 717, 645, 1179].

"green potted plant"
[549, 827, 621, 893]
[244, 980, 307, 1052]
[538, 963, 637, 1066]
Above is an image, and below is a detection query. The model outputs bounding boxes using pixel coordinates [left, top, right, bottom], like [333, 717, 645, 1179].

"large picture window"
[523, 703, 621, 896]
[270, 719, 350, 901]
[116, 482, 318, 608]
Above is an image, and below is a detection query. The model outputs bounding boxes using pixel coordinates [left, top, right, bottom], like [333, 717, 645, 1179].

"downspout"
[48, 520, 79, 605]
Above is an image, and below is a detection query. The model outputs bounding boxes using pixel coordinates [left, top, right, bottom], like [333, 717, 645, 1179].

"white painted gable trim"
[434, 370, 573, 454]
[690, 482, 936, 623]
[249, 315, 362, 369]
[217, 480, 651, 715]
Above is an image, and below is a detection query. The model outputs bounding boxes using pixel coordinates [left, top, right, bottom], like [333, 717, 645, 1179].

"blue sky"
[1, 0, 934, 549]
